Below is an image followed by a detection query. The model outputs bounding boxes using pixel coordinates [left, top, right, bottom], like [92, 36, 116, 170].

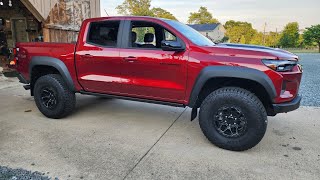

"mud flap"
[191, 108, 198, 121]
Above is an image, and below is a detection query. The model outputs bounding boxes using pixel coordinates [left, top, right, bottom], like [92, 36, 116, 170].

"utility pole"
[263, 22, 267, 45]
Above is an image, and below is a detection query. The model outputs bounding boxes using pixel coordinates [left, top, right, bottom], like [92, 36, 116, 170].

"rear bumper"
[272, 95, 302, 114]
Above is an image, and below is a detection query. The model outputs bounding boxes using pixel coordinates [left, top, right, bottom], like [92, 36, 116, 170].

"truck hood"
[204, 43, 298, 61]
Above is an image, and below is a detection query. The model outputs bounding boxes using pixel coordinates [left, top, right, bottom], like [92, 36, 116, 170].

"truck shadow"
[72, 94, 185, 123]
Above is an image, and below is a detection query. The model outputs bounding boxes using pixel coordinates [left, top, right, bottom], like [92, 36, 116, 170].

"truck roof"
[85, 16, 172, 22]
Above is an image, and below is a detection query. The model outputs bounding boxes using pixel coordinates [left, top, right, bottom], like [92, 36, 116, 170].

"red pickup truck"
[12, 16, 302, 151]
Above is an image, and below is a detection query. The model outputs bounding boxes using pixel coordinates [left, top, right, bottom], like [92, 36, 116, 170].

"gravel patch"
[297, 53, 320, 107]
[0, 166, 58, 180]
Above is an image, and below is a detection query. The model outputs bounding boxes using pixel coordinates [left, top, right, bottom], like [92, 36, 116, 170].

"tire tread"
[34, 74, 75, 119]
[199, 87, 267, 151]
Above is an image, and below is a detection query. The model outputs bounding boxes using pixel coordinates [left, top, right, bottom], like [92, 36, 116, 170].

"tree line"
[115, 0, 320, 52]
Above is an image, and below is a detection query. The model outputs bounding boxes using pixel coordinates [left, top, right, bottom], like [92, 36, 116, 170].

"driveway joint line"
[122, 107, 188, 180]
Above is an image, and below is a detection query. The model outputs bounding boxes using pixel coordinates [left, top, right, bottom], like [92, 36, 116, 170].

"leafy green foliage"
[151, 8, 177, 20]
[239, 35, 246, 44]
[224, 20, 256, 44]
[303, 24, 320, 52]
[279, 22, 299, 48]
[116, 0, 177, 20]
[116, 0, 153, 16]
[250, 32, 280, 47]
[187, 7, 219, 24]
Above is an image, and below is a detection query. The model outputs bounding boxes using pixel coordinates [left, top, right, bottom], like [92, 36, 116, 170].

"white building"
[188, 23, 226, 43]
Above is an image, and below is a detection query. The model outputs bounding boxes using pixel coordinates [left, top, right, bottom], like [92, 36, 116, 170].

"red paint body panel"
[15, 42, 83, 91]
[118, 49, 188, 103]
[14, 16, 302, 106]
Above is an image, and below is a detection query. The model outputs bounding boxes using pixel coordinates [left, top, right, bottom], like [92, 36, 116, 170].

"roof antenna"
[104, 9, 109, 16]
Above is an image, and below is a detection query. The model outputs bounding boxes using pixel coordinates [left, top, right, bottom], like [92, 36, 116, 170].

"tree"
[303, 24, 320, 52]
[239, 35, 246, 44]
[151, 7, 177, 20]
[224, 20, 256, 44]
[279, 22, 299, 48]
[116, 0, 177, 20]
[250, 32, 264, 45]
[116, 0, 153, 16]
[187, 7, 219, 24]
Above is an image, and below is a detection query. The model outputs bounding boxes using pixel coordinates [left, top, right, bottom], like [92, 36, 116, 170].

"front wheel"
[34, 74, 76, 119]
[199, 87, 267, 151]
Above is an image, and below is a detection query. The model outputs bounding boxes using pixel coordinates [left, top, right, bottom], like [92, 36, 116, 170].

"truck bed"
[15, 42, 76, 82]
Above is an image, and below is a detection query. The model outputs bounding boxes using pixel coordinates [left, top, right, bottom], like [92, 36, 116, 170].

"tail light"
[13, 48, 18, 56]
[9, 48, 19, 67]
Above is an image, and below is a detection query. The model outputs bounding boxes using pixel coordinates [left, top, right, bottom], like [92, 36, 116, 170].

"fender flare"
[188, 66, 277, 108]
[29, 56, 75, 91]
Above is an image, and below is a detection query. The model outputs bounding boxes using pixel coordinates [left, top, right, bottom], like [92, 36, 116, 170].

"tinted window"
[87, 21, 120, 47]
[129, 21, 178, 49]
[132, 26, 156, 46]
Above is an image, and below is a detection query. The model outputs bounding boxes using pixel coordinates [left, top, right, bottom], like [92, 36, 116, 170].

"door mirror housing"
[161, 40, 185, 52]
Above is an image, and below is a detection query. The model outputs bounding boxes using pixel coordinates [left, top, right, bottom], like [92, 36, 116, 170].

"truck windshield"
[164, 20, 215, 47]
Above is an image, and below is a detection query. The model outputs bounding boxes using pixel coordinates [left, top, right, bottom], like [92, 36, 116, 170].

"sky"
[100, 0, 320, 32]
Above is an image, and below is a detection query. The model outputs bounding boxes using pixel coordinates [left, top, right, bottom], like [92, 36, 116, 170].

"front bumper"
[272, 95, 302, 114]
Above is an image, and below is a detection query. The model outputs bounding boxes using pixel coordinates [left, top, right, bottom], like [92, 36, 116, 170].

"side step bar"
[80, 91, 186, 108]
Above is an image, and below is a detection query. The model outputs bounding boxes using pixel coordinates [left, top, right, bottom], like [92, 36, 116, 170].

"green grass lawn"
[283, 48, 319, 53]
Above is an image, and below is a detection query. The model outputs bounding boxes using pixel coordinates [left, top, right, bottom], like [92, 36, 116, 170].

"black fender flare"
[29, 56, 75, 91]
[188, 66, 277, 108]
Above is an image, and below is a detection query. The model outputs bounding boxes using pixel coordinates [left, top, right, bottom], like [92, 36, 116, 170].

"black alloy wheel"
[214, 106, 248, 138]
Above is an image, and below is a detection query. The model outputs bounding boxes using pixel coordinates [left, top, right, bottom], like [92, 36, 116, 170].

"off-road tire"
[199, 87, 267, 151]
[34, 74, 76, 119]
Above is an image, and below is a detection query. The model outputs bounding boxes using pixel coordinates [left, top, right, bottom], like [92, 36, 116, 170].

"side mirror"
[161, 40, 185, 52]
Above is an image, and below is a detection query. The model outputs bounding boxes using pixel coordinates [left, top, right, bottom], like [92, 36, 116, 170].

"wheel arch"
[188, 66, 277, 109]
[29, 56, 75, 94]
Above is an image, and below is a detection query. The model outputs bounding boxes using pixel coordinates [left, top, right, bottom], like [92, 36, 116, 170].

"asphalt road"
[298, 53, 320, 106]
[0, 53, 320, 180]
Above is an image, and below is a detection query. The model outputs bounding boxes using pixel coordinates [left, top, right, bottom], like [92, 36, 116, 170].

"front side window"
[87, 21, 120, 47]
[129, 21, 178, 49]
[132, 26, 156, 47]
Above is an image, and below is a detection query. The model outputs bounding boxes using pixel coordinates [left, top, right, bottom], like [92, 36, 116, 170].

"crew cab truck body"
[12, 16, 302, 151]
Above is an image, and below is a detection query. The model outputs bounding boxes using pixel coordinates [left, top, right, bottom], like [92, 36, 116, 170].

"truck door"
[119, 20, 188, 102]
[75, 20, 123, 94]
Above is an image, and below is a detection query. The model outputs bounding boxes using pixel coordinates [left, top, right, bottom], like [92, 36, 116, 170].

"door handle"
[123, 56, 138, 63]
[160, 62, 180, 66]
[81, 54, 93, 59]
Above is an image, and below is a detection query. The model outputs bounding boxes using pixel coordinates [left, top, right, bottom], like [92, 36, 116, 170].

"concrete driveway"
[0, 78, 320, 180]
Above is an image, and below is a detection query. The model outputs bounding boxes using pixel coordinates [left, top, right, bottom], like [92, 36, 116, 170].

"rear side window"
[87, 21, 120, 47]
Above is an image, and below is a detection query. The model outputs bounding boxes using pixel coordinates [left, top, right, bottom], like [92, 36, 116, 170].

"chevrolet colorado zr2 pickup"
[11, 16, 302, 151]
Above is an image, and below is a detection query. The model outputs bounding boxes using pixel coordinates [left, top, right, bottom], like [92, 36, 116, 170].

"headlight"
[262, 59, 297, 72]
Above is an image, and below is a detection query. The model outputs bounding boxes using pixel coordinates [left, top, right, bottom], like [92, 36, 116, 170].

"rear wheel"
[199, 87, 267, 151]
[34, 74, 76, 119]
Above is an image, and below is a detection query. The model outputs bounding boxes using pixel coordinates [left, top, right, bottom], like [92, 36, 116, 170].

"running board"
[80, 91, 186, 108]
